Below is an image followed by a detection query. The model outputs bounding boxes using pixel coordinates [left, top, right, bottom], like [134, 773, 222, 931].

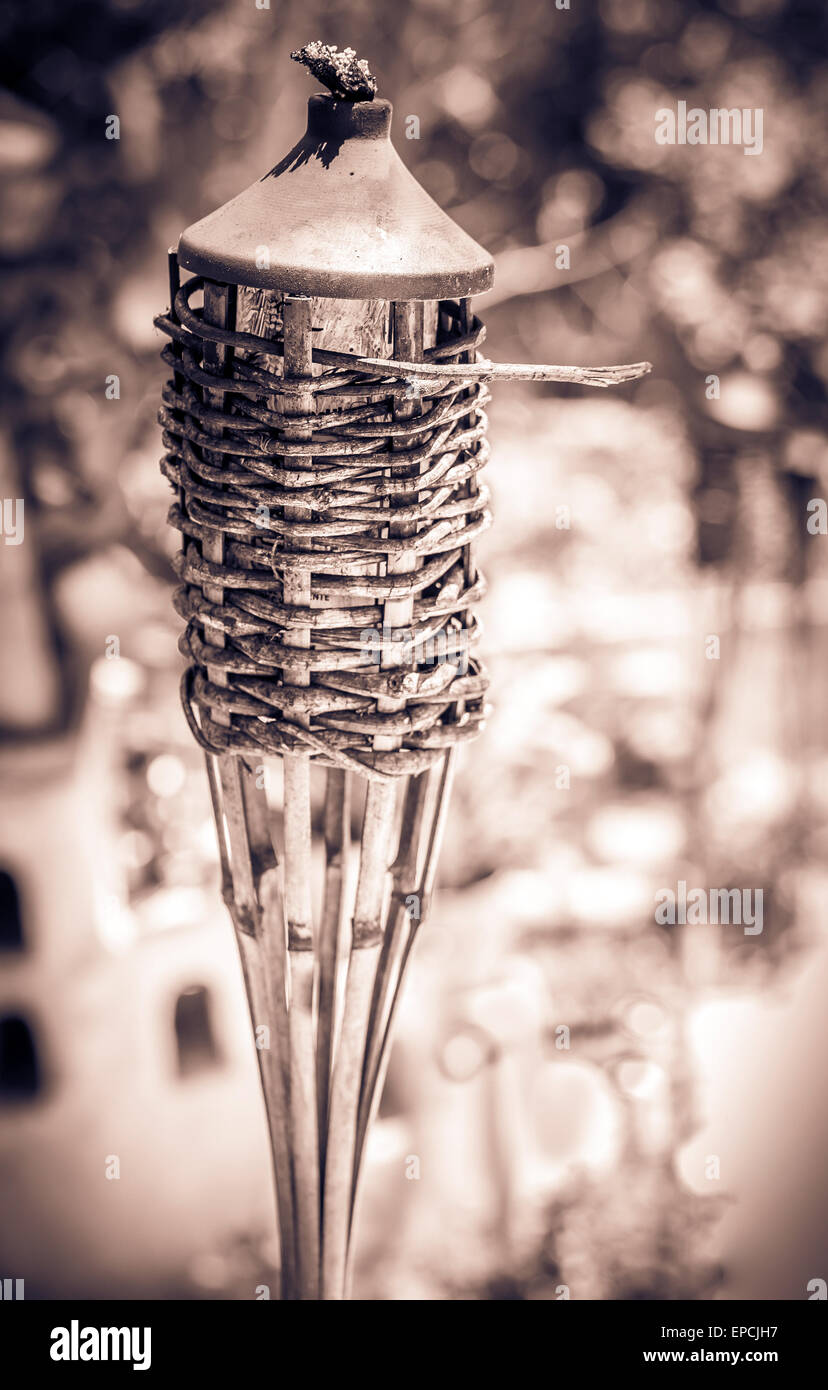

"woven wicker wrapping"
[155, 277, 492, 781]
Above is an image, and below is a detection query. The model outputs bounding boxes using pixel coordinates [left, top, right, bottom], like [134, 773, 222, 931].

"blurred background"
[2, 0, 828, 1300]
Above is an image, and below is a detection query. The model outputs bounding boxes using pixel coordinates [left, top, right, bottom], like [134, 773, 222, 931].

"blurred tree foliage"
[1, 0, 826, 582]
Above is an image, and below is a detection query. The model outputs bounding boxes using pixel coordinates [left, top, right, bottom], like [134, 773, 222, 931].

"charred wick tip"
[290, 43, 377, 103]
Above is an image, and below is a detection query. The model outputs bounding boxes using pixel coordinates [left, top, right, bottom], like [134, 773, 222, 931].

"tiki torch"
[155, 44, 650, 1300]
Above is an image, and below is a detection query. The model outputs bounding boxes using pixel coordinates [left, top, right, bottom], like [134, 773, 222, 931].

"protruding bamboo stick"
[279, 294, 320, 1300]
[352, 357, 654, 387]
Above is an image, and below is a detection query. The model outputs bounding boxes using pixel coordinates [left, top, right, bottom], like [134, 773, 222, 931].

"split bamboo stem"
[349, 299, 469, 1202]
[279, 294, 320, 1300]
[355, 768, 430, 1166]
[322, 776, 396, 1299]
[345, 301, 428, 1292]
[321, 301, 425, 1298]
[355, 299, 428, 1146]
[235, 768, 294, 1298]
[350, 747, 458, 1238]
[317, 768, 349, 1175]
[199, 279, 296, 1299]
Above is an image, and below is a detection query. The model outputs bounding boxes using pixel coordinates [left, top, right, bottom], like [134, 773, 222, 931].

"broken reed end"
[290, 43, 377, 102]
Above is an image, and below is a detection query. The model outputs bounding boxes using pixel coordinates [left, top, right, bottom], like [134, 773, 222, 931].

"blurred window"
[0, 1014, 41, 1100]
[0, 870, 23, 950]
[174, 985, 221, 1076]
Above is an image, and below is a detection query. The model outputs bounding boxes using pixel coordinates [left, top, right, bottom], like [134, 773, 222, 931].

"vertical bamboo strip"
[341, 298, 427, 1295]
[354, 300, 426, 1131]
[357, 770, 429, 1154]
[278, 294, 320, 1300]
[317, 768, 349, 1174]
[322, 775, 396, 1299]
[199, 280, 296, 1298]
[237, 765, 295, 1296]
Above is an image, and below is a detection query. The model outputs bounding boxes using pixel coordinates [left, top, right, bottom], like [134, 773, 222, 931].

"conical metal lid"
[178, 95, 494, 300]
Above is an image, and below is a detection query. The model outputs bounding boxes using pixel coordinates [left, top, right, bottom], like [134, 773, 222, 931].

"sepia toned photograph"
[1, 0, 827, 1356]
